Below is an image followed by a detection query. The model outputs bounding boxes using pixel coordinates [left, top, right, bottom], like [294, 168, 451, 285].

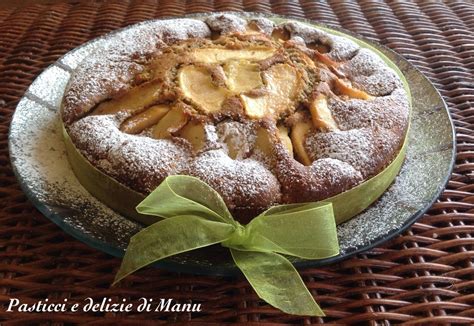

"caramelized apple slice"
[178, 120, 207, 152]
[313, 51, 339, 68]
[223, 60, 263, 93]
[178, 65, 228, 113]
[291, 120, 312, 166]
[308, 42, 330, 54]
[191, 48, 275, 63]
[334, 78, 374, 100]
[240, 95, 267, 119]
[266, 63, 301, 102]
[309, 94, 339, 131]
[120, 104, 170, 134]
[152, 106, 188, 139]
[278, 125, 293, 155]
[240, 63, 301, 118]
[254, 127, 275, 157]
[93, 80, 162, 115]
[254, 125, 293, 157]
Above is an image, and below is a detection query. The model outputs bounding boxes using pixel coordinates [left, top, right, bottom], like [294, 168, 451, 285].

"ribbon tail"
[114, 216, 235, 285]
[230, 249, 324, 316]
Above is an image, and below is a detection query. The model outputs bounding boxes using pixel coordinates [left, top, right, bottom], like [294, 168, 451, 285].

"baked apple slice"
[254, 127, 275, 157]
[223, 60, 263, 93]
[120, 104, 170, 134]
[240, 63, 301, 118]
[178, 120, 207, 152]
[254, 125, 294, 157]
[313, 51, 339, 68]
[278, 125, 293, 155]
[93, 80, 162, 115]
[290, 120, 312, 166]
[178, 65, 229, 113]
[334, 78, 373, 100]
[191, 47, 275, 63]
[309, 94, 339, 131]
[152, 106, 188, 139]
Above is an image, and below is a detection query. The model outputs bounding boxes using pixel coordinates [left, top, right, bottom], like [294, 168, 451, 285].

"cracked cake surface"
[62, 14, 410, 223]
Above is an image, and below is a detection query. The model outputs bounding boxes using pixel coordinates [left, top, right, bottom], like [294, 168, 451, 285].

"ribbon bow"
[114, 175, 340, 316]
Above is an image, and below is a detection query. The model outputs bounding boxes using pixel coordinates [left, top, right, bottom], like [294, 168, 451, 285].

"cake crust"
[62, 14, 410, 222]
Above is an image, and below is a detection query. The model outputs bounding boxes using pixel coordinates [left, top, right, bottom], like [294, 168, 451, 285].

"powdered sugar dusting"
[60, 39, 102, 70]
[344, 48, 403, 96]
[216, 121, 256, 160]
[306, 127, 399, 178]
[62, 19, 211, 123]
[281, 21, 359, 61]
[186, 150, 281, 209]
[336, 147, 451, 254]
[108, 137, 188, 193]
[275, 153, 364, 204]
[10, 97, 141, 247]
[330, 88, 409, 132]
[205, 14, 247, 34]
[200, 124, 220, 152]
[68, 115, 125, 159]
[249, 18, 275, 35]
[311, 158, 363, 187]
[69, 115, 190, 193]
[28, 66, 70, 108]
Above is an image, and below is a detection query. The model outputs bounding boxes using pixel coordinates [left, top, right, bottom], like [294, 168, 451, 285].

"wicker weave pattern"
[1, 1, 473, 324]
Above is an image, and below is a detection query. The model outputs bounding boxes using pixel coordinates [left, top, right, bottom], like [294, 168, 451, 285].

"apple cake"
[62, 14, 410, 223]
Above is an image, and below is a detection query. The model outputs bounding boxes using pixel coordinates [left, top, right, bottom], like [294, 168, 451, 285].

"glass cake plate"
[8, 13, 455, 276]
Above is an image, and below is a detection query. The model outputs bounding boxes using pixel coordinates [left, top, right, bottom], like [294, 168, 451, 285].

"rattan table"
[1, 1, 473, 324]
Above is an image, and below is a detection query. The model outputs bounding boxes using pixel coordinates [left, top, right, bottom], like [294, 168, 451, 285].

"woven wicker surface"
[0, 1, 473, 324]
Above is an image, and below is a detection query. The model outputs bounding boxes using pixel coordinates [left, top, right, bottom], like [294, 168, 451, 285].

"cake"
[61, 14, 410, 223]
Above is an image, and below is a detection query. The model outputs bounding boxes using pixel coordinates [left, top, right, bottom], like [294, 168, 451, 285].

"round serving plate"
[8, 13, 455, 276]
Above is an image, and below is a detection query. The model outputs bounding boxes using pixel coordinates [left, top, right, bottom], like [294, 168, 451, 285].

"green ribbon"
[114, 175, 340, 316]
[112, 130, 408, 315]
[62, 22, 412, 317]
